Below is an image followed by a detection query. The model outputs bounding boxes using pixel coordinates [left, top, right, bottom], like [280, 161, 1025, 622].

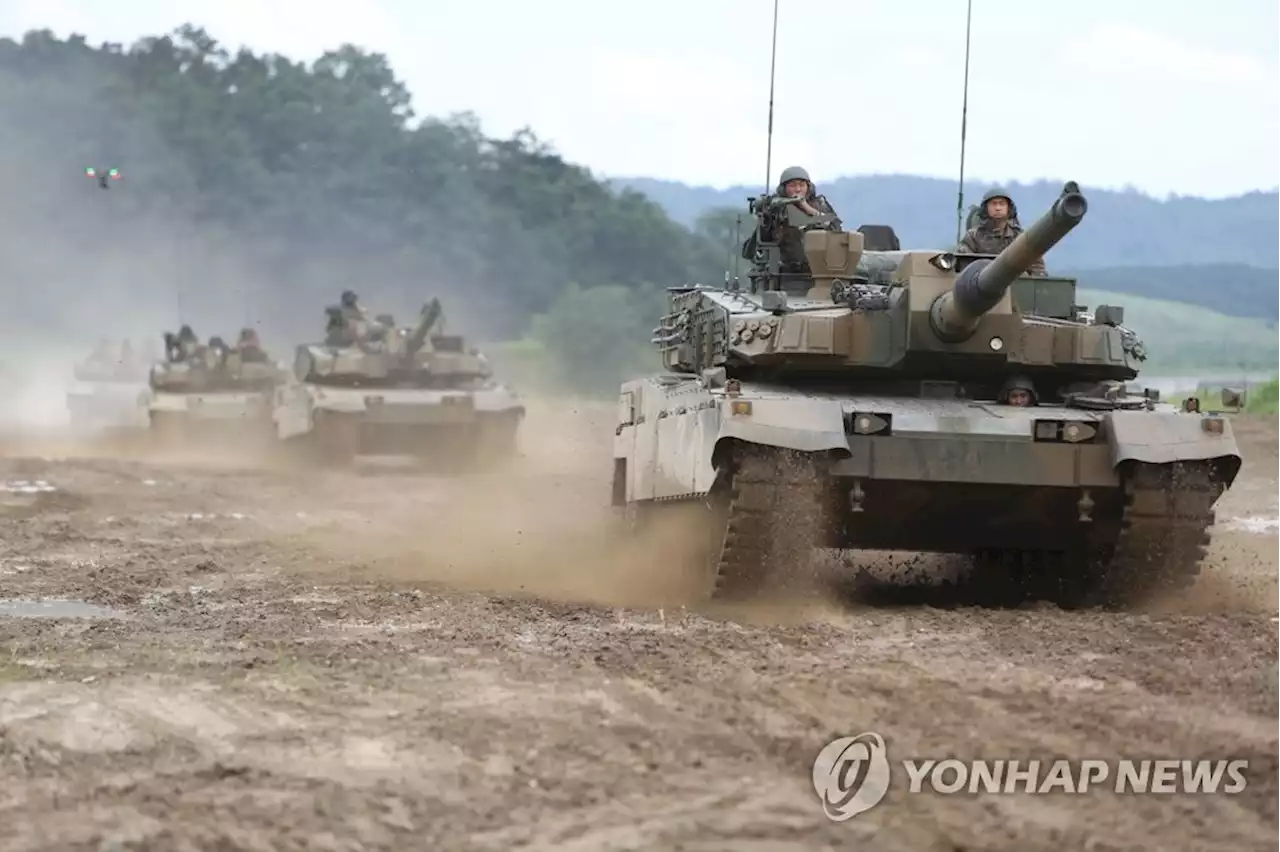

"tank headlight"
[989, 337, 1004, 351]
[730, 401, 752, 416]
[930, 253, 955, 271]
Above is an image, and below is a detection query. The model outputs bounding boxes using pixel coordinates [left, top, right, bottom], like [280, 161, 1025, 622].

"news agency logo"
[811, 733, 892, 821]
[812, 732, 1250, 821]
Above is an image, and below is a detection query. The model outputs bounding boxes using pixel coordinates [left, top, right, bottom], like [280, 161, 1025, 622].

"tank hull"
[148, 389, 278, 452]
[275, 382, 525, 468]
[65, 380, 150, 432]
[612, 374, 1241, 607]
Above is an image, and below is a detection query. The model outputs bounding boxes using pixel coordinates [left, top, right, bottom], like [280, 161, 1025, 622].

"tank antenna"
[954, 0, 974, 243]
[763, 0, 780, 191]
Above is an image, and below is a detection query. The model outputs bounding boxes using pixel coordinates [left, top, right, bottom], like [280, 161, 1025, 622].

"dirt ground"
[0, 401, 1276, 852]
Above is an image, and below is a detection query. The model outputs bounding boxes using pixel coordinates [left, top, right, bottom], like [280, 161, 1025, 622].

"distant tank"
[613, 182, 1242, 609]
[148, 326, 288, 449]
[65, 338, 152, 433]
[275, 294, 524, 467]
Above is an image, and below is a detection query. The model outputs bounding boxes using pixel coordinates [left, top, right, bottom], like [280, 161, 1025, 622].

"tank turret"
[652, 181, 1145, 393]
[149, 328, 285, 393]
[294, 297, 493, 388]
[930, 183, 1088, 341]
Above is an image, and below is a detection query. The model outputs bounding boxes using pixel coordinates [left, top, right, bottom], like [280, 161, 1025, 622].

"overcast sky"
[4, 0, 1277, 199]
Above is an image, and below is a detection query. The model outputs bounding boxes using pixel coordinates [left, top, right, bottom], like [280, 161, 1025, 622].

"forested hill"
[614, 176, 1280, 270]
[0, 26, 722, 344]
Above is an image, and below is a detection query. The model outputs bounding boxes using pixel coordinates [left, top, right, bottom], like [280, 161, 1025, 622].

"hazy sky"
[4, 0, 1277, 198]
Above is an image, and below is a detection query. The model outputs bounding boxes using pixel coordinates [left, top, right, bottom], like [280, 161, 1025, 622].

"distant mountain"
[611, 175, 1280, 271]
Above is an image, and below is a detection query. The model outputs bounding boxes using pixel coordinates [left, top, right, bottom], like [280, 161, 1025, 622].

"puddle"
[0, 599, 127, 619]
[1221, 516, 1280, 535]
[1, 480, 57, 493]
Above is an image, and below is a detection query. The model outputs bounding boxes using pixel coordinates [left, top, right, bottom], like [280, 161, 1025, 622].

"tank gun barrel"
[404, 297, 444, 356]
[931, 182, 1088, 340]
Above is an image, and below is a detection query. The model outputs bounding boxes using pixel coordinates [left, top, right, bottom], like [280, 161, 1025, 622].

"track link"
[1084, 460, 1223, 608]
[712, 447, 833, 601]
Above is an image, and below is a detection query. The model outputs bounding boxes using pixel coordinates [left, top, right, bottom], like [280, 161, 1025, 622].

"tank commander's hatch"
[857, 225, 900, 252]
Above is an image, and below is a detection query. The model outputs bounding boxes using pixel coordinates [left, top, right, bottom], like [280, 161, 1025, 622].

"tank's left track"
[970, 459, 1227, 609]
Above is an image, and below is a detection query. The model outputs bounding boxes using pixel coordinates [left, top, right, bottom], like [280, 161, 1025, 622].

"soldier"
[998, 375, 1038, 407]
[168, 325, 200, 362]
[956, 188, 1047, 277]
[340, 290, 370, 321]
[741, 166, 843, 273]
[237, 327, 269, 363]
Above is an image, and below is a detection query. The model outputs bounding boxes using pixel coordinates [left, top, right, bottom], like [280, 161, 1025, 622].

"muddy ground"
[0, 402, 1276, 851]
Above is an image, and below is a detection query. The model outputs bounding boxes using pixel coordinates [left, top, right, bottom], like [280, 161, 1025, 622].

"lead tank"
[65, 339, 152, 433]
[148, 329, 288, 449]
[613, 182, 1241, 608]
[275, 297, 524, 467]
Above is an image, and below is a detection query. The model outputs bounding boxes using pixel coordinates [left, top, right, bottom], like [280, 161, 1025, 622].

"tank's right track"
[710, 447, 833, 601]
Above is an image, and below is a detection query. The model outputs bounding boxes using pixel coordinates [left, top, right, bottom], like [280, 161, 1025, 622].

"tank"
[274, 297, 525, 467]
[65, 339, 152, 432]
[148, 328, 288, 450]
[613, 182, 1242, 608]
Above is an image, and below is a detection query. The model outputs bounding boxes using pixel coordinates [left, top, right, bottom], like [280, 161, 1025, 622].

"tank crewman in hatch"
[237, 328, 269, 363]
[741, 166, 844, 273]
[337, 290, 391, 343]
[998, 375, 1038, 407]
[955, 188, 1047, 276]
[166, 325, 201, 362]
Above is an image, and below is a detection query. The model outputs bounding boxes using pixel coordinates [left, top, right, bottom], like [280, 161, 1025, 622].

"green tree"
[0, 25, 722, 355]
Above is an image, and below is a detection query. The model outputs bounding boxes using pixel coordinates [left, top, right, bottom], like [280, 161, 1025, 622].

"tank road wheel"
[313, 410, 359, 467]
[1055, 460, 1224, 610]
[707, 446, 838, 602]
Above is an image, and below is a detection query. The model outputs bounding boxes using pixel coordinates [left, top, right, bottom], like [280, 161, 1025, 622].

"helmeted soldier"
[998, 375, 1038, 407]
[168, 325, 200, 362]
[237, 327, 269, 363]
[956, 187, 1047, 276]
[741, 165, 843, 273]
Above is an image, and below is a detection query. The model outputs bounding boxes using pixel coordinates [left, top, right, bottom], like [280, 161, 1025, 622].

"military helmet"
[981, 186, 1018, 219]
[340, 290, 359, 308]
[778, 166, 811, 187]
[999, 375, 1038, 403]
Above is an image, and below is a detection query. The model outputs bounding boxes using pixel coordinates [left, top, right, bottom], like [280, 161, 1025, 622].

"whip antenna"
[763, 0, 780, 191]
[954, 0, 974, 243]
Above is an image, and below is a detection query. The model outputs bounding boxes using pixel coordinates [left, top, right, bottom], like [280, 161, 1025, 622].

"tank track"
[1082, 459, 1223, 608]
[710, 447, 833, 601]
[974, 460, 1224, 609]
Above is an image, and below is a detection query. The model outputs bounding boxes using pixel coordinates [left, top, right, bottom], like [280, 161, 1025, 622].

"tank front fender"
[712, 397, 852, 459]
[1105, 410, 1243, 485]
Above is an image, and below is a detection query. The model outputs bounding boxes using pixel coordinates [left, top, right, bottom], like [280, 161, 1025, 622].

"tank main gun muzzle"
[930, 182, 1088, 341]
